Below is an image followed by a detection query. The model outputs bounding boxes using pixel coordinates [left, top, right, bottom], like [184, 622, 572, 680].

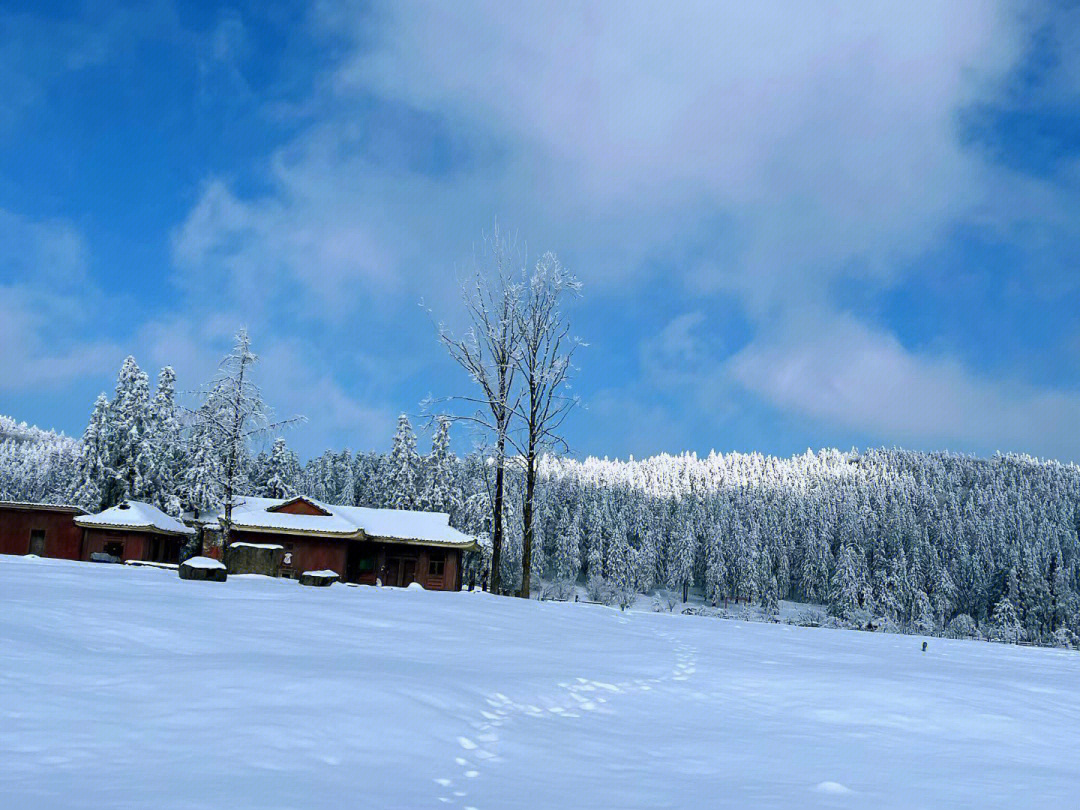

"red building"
[0, 502, 87, 559]
[75, 501, 196, 564]
[201, 495, 477, 590]
[2, 496, 476, 591]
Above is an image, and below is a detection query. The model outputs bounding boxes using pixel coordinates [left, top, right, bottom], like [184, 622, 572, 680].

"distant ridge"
[0, 414, 77, 447]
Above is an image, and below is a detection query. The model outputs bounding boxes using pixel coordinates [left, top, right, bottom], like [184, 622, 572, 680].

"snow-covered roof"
[76, 501, 195, 537]
[0, 501, 87, 514]
[199, 495, 477, 549]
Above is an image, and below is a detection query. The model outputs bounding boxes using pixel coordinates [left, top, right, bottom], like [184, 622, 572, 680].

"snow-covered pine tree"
[665, 523, 696, 603]
[422, 416, 459, 515]
[800, 530, 832, 604]
[334, 450, 356, 505]
[988, 596, 1023, 644]
[829, 542, 864, 621]
[146, 366, 184, 515]
[910, 589, 936, 635]
[105, 356, 153, 507]
[179, 412, 223, 516]
[386, 414, 421, 510]
[70, 393, 110, 510]
[552, 499, 582, 590]
[264, 438, 298, 499]
[583, 497, 607, 601]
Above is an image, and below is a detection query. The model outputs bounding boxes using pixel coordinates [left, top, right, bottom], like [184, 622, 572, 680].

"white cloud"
[728, 314, 1080, 459]
[331, 0, 1026, 304]
[166, 2, 1080, 459]
[179, 2, 1031, 306]
[0, 211, 123, 392]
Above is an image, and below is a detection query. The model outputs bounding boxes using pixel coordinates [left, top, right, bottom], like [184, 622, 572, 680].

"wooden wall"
[81, 529, 148, 562]
[0, 506, 84, 559]
[227, 530, 463, 590]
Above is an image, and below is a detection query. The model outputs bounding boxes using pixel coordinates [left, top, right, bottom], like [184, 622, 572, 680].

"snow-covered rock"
[299, 569, 339, 587]
[179, 556, 227, 582]
[226, 542, 284, 577]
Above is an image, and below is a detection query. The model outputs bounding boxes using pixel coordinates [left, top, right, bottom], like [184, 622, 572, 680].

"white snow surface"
[2, 554, 1078, 810]
[303, 569, 339, 578]
[229, 542, 285, 550]
[75, 501, 194, 535]
[180, 556, 226, 570]
[198, 496, 476, 547]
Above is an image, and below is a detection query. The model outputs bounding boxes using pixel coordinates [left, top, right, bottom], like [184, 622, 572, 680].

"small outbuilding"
[0, 501, 87, 559]
[76, 501, 195, 564]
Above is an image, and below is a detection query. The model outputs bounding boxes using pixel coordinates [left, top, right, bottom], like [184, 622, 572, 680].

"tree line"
[3, 371, 1080, 647]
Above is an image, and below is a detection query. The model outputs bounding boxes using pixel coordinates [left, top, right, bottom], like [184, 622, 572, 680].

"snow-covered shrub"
[844, 607, 874, 631]
[793, 607, 822, 627]
[1049, 627, 1076, 650]
[614, 586, 637, 611]
[944, 614, 979, 640]
[540, 579, 576, 602]
[652, 591, 682, 612]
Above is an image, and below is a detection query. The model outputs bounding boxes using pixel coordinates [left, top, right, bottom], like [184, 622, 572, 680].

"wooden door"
[28, 530, 45, 556]
[401, 558, 417, 587]
[384, 556, 401, 587]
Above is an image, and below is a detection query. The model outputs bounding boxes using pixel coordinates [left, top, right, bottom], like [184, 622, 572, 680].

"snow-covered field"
[2, 555, 1078, 809]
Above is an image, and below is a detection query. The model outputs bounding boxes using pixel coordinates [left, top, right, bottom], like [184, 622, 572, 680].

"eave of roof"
[73, 518, 194, 538]
[0, 501, 87, 514]
[223, 522, 477, 550]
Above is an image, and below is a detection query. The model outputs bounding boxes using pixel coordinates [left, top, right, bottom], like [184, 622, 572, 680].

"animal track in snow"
[433, 624, 699, 806]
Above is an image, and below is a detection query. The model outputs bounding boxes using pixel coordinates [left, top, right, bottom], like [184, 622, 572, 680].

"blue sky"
[3, 1, 1080, 461]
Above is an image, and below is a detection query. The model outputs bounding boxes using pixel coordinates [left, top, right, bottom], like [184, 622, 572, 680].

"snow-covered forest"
[2, 355, 1079, 648]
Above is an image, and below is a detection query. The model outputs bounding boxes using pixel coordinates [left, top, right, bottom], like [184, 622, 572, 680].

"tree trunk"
[221, 480, 233, 562]
[520, 447, 537, 599]
[490, 436, 505, 596]
[683, 581, 689, 603]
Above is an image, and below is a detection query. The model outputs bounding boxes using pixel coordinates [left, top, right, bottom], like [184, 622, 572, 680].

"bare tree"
[512, 253, 582, 599]
[189, 329, 304, 555]
[433, 228, 523, 595]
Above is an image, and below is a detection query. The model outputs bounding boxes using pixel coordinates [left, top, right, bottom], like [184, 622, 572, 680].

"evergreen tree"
[179, 414, 223, 516]
[70, 394, 110, 510]
[146, 366, 184, 515]
[910, 589, 935, 635]
[264, 438, 298, 499]
[106, 356, 152, 506]
[386, 414, 421, 510]
[829, 542, 864, 620]
[988, 596, 1023, 643]
[422, 416, 458, 515]
[665, 524, 696, 603]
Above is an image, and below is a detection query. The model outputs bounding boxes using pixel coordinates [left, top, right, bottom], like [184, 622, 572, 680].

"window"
[104, 541, 124, 559]
[357, 556, 375, 573]
[428, 552, 445, 578]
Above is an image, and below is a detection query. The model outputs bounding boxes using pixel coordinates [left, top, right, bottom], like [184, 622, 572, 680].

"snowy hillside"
[2, 556, 1077, 809]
